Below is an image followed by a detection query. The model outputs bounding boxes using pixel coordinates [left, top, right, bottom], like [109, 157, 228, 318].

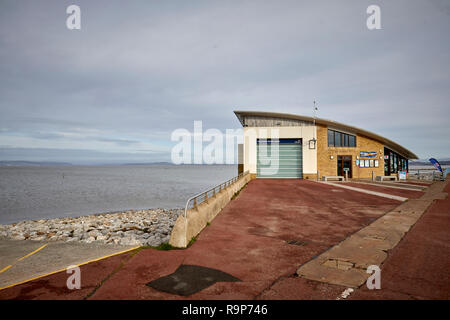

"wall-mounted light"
[308, 138, 316, 149]
[330, 155, 334, 160]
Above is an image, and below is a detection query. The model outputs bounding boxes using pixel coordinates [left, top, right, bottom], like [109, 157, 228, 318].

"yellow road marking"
[17, 243, 48, 261]
[0, 243, 48, 275]
[0, 265, 12, 274]
[0, 246, 140, 291]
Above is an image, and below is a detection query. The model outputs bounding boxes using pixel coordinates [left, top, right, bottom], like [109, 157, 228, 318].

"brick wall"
[316, 125, 385, 179]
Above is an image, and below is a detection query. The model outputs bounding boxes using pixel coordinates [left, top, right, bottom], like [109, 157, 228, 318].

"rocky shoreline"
[0, 208, 183, 247]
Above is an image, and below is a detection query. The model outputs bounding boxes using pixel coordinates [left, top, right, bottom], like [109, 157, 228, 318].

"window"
[349, 135, 356, 147]
[393, 154, 398, 172]
[343, 135, 349, 147]
[328, 130, 335, 147]
[328, 129, 356, 148]
[390, 152, 394, 173]
[387, 149, 408, 174]
[334, 132, 341, 147]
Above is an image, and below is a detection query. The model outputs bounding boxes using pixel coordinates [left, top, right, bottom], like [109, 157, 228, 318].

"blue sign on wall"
[360, 151, 377, 158]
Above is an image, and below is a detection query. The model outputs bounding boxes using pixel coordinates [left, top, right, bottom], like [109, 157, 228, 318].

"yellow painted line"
[0, 243, 49, 275]
[0, 246, 140, 291]
[0, 265, 12, 274]
[17, 243, 48, 261]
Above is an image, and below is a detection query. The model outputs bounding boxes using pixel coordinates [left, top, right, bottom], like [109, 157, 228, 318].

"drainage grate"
[147, 264, 241, 296]
[287, 240, 308, 246]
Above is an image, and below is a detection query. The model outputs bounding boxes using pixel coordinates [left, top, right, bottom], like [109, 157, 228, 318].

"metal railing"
[183, 171, 249, 219]
[408, 168, 446, 181]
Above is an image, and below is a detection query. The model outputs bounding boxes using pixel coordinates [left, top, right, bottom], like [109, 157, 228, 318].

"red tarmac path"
[0, 178, 448, 300]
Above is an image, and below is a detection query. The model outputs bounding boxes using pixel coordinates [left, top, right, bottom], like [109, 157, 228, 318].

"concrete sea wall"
[169, 173, 252, 248]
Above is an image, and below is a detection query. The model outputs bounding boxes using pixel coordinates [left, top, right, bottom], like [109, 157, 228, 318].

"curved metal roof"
[234, 110, 418, 160]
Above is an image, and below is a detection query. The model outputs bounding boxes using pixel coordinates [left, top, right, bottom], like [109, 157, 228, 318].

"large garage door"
[257, 139, 302, 178]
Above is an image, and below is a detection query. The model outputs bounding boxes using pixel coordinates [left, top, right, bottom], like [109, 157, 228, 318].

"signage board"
[399, 171, 407, 180]
[360, 151, 377, 158]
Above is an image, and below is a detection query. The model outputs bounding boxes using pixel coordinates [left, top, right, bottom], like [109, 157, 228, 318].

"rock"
[0, 208, 180, 246]
[96, 235, 107, 241]
[11, 233, 25, 240]
[119, 238, 141, 246]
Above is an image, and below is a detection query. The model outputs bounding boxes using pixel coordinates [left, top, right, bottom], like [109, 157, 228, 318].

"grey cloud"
[0, 0, 449, 161]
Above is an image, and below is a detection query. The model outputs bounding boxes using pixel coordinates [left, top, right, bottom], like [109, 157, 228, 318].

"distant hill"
[0, 161, 72, 166]
[121, 162, 174, 166]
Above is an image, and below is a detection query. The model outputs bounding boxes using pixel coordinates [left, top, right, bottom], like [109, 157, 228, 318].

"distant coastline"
[0, 161, 73, 166]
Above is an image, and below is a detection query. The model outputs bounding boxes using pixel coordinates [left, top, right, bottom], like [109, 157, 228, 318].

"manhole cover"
[147, 264, 241, 296]
[287, 240, 308, 246]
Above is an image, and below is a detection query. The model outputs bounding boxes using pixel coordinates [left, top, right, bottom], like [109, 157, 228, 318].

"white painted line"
[348, 181, 424, 191]
[388, 181, 430, 188]
[320, 182, 408, 202]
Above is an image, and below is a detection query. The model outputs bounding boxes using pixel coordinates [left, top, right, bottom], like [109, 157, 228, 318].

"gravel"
[0, 208, 183, 247]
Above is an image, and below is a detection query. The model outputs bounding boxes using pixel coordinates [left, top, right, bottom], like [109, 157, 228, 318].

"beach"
[0, 208, 182, 247]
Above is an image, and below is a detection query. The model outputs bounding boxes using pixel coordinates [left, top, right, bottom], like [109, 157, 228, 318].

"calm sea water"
[0, 165, 237, 224]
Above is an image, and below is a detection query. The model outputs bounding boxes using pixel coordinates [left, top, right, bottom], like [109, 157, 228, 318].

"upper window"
[328, 129, 356, 147]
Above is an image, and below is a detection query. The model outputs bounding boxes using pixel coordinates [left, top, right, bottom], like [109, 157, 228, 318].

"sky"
[0, 0, 449, 164]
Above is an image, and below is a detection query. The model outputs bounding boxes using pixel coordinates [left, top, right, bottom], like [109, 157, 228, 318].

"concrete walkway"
[0, 239, 138, 290]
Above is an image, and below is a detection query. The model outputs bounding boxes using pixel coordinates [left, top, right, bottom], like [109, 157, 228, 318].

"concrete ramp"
[0, 239, 138, 290]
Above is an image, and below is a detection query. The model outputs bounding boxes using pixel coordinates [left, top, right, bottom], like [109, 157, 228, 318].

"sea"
[0, 165, 237, 225]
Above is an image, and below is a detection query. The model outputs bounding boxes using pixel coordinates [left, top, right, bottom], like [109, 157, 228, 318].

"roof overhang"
[234, 110, 418, 160]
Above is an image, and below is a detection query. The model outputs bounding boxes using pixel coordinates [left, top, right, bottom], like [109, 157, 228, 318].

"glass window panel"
[349, 135, 356, 147]
[393, 154, 398, 172]
[343, 134, 348, 147]
[390, 152, 394, 172]
[328, 130, 335, 147]
[335, 132, 341, 147]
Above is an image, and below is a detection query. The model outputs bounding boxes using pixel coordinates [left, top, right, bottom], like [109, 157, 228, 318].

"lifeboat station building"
[235, 111, 418, 180]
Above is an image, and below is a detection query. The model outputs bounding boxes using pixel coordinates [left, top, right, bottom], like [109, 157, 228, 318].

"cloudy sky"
[0, 0, 449, 164]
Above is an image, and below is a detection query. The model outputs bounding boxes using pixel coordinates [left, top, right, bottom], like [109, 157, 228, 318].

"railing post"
[193, 198, 197, 208]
